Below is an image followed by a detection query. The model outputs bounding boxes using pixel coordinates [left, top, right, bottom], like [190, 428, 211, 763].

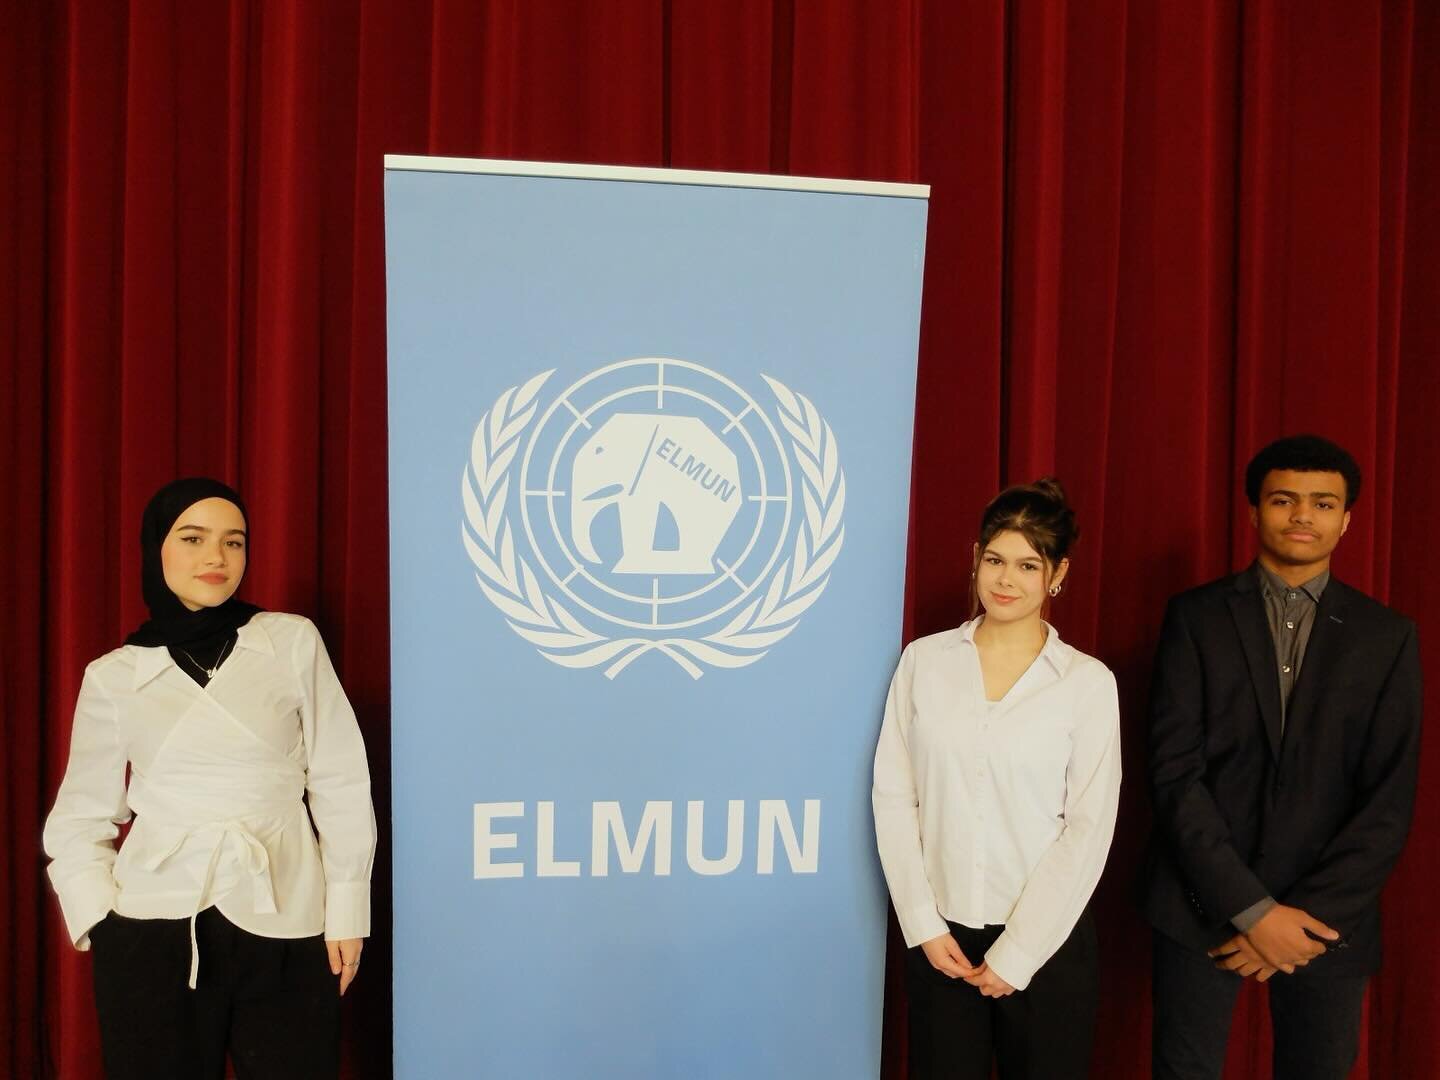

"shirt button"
[1282, 665, 1292, 674]
[1286, 621, 1295, 630]
[1288, 592, 1298, 600]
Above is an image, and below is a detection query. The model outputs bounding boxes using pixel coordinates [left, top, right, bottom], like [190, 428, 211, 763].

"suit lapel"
[1226, 573, 1283, 760]
[1281, 581, 1350, 748]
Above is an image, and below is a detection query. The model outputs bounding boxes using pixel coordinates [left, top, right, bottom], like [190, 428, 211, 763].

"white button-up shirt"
[873, 619, 1121, 990]
[44, 613, 376, 987]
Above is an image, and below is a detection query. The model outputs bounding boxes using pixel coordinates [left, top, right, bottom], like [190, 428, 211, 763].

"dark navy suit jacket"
[1140, 569, 1422, 975]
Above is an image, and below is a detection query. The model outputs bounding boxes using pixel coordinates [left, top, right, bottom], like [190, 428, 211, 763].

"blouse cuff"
[898, 904, 950, 950]
[982, 929, 1038, 991]
[324, 881, 372, 940]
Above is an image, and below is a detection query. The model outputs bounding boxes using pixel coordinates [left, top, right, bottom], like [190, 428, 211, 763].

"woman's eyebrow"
[981, 548, 1039, 561]
[175, 524, 247, 536]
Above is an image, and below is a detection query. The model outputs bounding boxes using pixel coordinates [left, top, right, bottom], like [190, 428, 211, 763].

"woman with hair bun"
[873, 478, 1121, 1079]
[43, 478, 376, 1079]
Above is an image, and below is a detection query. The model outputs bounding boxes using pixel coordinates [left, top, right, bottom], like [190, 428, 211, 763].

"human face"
[1250, 469, 1350, 578]
[160, 497, 248, 611]
[972, 529, 1068, 626]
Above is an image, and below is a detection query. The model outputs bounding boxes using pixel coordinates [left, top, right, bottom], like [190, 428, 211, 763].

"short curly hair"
[1244, 435, 1361, 508]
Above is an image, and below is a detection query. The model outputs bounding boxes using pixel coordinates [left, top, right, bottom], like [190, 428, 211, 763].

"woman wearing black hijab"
[44, 478, 377, 1079]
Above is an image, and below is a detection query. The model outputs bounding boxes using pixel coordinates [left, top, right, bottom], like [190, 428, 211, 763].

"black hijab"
[125, 477, 264, 648]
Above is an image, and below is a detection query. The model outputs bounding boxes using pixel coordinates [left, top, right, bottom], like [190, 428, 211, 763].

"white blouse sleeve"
[294, 620, 377, 941]
[872, 644, 950, 948]
[983, 665, 1121, 990]
[42, 664, 130, 949]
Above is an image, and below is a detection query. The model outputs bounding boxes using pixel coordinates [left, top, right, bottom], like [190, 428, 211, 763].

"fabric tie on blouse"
[140, 819, 281, 988]
[124, 699, 307, 988]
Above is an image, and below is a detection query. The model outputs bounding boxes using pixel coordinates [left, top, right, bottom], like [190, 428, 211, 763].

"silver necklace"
[178, 638, 232, 680]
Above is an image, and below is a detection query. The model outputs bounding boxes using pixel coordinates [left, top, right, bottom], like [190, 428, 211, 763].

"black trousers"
[906, 911, 1099, 1080]
[90, 907, 340, 1080]
[1151, 931, 1369, 1080]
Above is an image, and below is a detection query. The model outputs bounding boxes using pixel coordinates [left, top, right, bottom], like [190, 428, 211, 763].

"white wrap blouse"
[43, 613, 376, 987]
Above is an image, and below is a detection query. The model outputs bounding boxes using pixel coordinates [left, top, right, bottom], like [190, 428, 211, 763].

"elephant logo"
[571, 414, 742, 576]
[461, 358, 846, 679]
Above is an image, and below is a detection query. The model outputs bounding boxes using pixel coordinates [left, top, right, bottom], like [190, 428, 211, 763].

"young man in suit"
[1142, 434, 1422, 1080]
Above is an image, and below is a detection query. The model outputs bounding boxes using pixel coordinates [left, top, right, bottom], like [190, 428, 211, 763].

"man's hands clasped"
[920, 932, 1016, 998]
[1208, 903, 1339, 982]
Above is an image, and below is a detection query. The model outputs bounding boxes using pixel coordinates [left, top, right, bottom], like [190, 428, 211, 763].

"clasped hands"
[1207, 903, 1339, 982]
[920, 933, 1015, 998]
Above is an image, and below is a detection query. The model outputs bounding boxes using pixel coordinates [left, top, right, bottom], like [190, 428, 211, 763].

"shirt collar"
[130, 615, 272, 690]
[131, 646, 174, 690]
[1254, 560, 1329, 604]
[952, 616, 1074, 676]
[235, 616, 274, 657]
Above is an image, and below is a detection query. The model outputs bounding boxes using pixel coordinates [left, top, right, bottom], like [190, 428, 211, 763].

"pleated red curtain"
[3, 2, 1438, 1077]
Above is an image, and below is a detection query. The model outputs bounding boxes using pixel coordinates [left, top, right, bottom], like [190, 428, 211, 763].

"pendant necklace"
[178, 638, 232, 681]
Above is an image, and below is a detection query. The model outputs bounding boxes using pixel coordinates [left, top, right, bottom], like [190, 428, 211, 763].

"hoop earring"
[1047, 583, 1062, 598]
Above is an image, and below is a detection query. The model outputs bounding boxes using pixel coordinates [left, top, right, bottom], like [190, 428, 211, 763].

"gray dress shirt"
[1256, 560, 1330, 730]
[1231, 561, 1330, 932]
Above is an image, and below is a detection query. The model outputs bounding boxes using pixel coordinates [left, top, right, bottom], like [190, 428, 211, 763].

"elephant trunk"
[571, 487, 618, 564]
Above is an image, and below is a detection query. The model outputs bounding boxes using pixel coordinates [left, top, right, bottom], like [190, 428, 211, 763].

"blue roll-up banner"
[385, 157, 928, 1078]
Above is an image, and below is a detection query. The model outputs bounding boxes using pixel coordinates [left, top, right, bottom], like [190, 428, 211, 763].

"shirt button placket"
[973, 725, 988, 910]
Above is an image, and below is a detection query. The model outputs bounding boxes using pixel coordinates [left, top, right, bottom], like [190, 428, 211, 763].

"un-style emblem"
[460, 358, 846, 678]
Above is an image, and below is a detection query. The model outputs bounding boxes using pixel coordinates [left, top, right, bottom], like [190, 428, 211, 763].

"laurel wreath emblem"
[461, 369, 845, 679]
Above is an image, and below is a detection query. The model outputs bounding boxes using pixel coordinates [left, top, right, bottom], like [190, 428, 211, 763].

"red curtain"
[4, 2, 1438, 1077]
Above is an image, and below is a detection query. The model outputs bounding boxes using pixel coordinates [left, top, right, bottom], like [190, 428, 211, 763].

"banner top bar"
[384, 155, 930, 199]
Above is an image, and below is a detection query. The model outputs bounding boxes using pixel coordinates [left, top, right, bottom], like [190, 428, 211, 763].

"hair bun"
[1031, 476, 1069, 507]
[976, 476, 1081, 566]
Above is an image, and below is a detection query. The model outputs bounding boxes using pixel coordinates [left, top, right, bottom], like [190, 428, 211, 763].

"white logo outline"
[521, 359, 790, 629]
[460, 360, 846, 679]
